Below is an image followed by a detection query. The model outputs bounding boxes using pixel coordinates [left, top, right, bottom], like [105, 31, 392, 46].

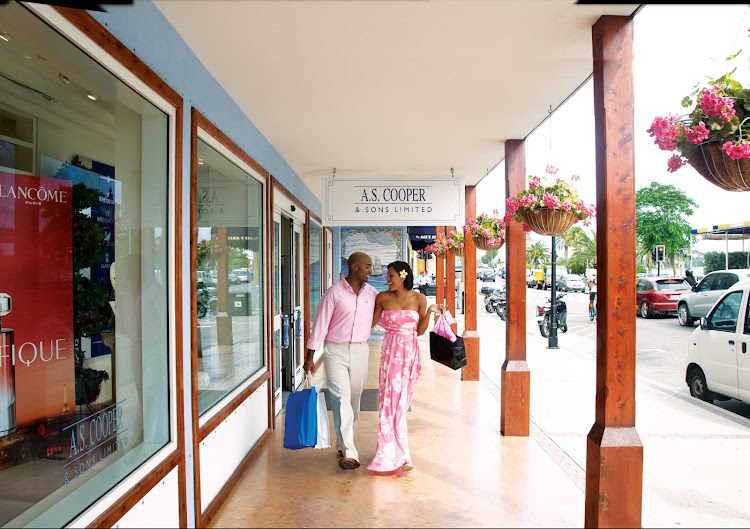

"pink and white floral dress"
[368, 309, 422, 472]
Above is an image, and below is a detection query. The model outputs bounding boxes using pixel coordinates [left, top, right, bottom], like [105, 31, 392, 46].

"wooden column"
[501, 139, 529, 437]
[585, 15, 643, 528]
[435, 226, 445, 322]
[462, 187, 479, 381]
[216, 226, 233, 345]
[445, 226, 456, 333]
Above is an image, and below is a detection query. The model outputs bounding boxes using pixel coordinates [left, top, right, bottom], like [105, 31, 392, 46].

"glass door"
[291, 221, 305, 389]
[272, 212, 282, 415]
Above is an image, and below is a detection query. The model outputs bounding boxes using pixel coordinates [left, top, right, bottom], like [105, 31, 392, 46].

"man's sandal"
[339, 458, 360, 470]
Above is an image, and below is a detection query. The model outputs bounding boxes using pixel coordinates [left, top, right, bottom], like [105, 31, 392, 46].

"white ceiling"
[154, 0, 640, 199]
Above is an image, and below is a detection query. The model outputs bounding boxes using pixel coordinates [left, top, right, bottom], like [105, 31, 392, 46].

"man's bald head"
[347, 252, 370, 269]
[346, 252, 373, 284]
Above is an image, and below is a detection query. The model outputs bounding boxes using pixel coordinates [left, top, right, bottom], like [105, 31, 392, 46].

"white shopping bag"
[314, 388, 330, 449]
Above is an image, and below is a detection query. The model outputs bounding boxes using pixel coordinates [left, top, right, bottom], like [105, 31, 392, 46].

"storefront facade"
[0, 2, 327, 527]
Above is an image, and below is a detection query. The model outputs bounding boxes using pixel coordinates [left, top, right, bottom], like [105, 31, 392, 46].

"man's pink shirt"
[306, 279, 379, 351]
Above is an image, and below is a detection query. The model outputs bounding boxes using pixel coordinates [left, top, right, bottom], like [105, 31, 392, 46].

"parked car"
[558, 274, 586, 293]
[478, 269, 495, 282]
[232, 268, 250, 282]
[685, 280, 750, 404]
[635, 277, 691, 318]
[677, 269, 750, 326]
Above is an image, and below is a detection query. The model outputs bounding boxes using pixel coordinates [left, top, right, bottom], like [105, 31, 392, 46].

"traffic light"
[653, 245, 665, 262]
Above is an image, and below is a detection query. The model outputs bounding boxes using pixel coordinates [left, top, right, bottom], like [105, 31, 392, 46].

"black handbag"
[429, 331, 467, 370]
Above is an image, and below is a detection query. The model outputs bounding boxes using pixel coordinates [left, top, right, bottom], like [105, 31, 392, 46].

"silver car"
[677, 269, 750, 326]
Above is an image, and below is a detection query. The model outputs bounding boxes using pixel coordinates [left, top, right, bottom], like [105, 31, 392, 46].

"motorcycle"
[536, 293, 568, 338]
[495, 289, 508, 320]
[484, 287, 505, 313]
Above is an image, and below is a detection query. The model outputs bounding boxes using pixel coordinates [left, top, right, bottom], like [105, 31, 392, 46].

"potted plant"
[425, 236, 447, 259]
[647, 63, 750, 191]
[197, 233, 225, 269]
[507, 166, 596, 237]
[445, 229, 465, 257]
[463, 211, 506, 251]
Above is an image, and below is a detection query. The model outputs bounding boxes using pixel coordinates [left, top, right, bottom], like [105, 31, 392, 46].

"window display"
[309, 221, 322, 322]
[0, 3, 172, 526]
[196, 137, 265, 416]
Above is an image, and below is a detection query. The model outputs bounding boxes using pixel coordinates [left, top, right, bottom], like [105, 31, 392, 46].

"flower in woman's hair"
[399, 269, 408, 279]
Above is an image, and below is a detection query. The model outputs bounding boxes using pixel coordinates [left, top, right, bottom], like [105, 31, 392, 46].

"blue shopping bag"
[283, 378, 318, 450]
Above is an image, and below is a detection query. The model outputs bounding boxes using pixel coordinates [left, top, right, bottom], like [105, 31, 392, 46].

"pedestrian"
[588, 274, 597, 319]
[684, 269, 697, 288]
[367, 261, 443, 473]
[416, 270, 429, 295]
[303, 251, 377, 470]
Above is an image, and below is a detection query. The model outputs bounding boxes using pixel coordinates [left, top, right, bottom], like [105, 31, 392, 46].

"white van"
[685, 279, 750, 404]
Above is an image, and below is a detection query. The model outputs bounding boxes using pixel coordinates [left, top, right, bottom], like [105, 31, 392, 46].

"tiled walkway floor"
[207, 337, 584, 528]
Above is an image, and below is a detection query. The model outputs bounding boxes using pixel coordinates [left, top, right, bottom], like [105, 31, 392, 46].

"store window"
[0, 4, 172, 527]
[309, 221, 323, 321]
[195, 136, 265, 416]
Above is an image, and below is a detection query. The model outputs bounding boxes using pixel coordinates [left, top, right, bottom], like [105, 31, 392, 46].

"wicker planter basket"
[520, 208, 578, 237]
[448, 246, 464, 257]
[685, 142, 750, 192]
[472, 236, 504, 251]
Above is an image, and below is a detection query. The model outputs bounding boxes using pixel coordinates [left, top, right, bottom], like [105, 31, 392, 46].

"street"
[472, 277, 750, 420]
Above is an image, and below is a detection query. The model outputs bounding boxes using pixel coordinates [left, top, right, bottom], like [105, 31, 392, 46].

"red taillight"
[536, 306, 545, 316]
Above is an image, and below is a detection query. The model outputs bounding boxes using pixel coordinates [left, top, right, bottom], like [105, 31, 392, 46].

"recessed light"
[198, 158, 204, 165]
[86, 93, 97, 101]
[59, 74, 70, 84]
[24, 55, 31, 60]
[0, 33, 10, 43]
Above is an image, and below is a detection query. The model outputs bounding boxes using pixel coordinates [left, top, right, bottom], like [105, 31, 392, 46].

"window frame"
[18, 5, 184, 528]
[706, 290, 744, 333]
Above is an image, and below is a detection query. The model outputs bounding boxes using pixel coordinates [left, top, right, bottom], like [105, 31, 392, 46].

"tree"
[481, 249, 498, 266]
[557, 227, 587, 260]
[229, 247, 251, 270]
[526, 241, 550, 269]
[568, 231, 597, 276]
[636, 182, 697, 276]
[704, 251, 750, 273]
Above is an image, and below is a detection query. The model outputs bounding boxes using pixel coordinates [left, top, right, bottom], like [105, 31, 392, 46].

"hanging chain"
[548, 104, 553, 153]
[332, 167, 336, 178]
[450, 167, 454, 178]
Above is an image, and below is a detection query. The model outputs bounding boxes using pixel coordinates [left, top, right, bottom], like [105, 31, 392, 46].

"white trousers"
[323, 341, 369, 461]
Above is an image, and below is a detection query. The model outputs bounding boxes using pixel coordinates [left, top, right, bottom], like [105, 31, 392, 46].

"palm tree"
[556, 227, 585, 260]
[526, 241, 550, 269]
[568, 231, 597, 275]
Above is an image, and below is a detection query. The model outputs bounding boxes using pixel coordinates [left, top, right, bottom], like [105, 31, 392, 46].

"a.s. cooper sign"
[323, 177, 464, 226]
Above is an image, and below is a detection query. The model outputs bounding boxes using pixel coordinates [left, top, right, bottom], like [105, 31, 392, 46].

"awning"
[692, 221, 750, 240]
[408, 225, 436, 250]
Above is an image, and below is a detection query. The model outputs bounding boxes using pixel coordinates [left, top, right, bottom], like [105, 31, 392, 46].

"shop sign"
[322, 177, 464, 227]
[197, 180, 260, 228]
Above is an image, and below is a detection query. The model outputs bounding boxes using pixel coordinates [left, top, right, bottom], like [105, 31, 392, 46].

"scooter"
[484, 288, 505, 313]
[495, 289, 508, 320]
[536, 293, 568, 338]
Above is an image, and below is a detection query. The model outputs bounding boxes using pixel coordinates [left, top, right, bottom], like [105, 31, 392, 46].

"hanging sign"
[323, 177, 464, 227]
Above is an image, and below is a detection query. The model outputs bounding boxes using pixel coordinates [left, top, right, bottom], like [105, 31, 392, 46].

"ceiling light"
[86, 93, 97, 101]
[24, 55, 31, 60]
[0, 33, 10, 43]
[59, 74, 70, 84]
[198, 158, 204, 165]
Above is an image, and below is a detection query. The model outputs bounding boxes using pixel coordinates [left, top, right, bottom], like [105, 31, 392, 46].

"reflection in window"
[708, 291, 743, 333]
[309, 222, 322, 322]
[0, 3, 170, 525]
[196, 138, 264, 416]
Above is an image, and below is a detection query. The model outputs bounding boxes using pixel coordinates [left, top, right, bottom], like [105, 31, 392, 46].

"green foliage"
[636, 182, 697, 273]
[229, 247, 251, 270]
[568, 231, 597, 276]
[72, 183, 106, 271]
[526, 241, 550, 268]
[637, 264, 647, 274]
[703, 251, 750, 273]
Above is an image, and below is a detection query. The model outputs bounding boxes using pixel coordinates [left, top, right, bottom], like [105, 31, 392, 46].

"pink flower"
[647, 115, 681, 151]
[556, 178, 565, 184]
[529, 176, 542, 189]
[459, 242, 464, 248]
[542, 192, 560, 210]
[667, 154, 686, 172]
[472, 223, 481, 232]
[493, 209, 499, 215]
[506, 197, 519, 212]
[570, 174, 581, 181]
[722, 140, 750, 160]
[503, 211, 514, 224]
[545, 165, 559, 175]
[481, 229, 491, 238]
[463, 225, 470, 234]
[447, 239, 454, 245]
[700, 85, 735, 122]
[561, 200, 572, 212]
[522, 223, 532, 233]
[467, 217, 476, 225]
[685, 121, 710, 144]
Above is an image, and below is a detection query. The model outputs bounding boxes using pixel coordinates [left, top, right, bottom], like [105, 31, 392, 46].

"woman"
[368, 261, 442, 473]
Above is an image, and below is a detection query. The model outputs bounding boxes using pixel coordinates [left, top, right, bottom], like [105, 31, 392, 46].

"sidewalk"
[465, 307, 750, 528]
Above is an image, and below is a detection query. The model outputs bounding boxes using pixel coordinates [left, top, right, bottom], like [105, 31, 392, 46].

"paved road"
[472, 277, 750, 420]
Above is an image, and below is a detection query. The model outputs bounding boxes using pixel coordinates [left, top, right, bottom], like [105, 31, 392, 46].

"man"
[588, 274, 597, 319]
[303, 251, 377, 470]
[416, 270, 429, 295]
[684, 269, 697, 288]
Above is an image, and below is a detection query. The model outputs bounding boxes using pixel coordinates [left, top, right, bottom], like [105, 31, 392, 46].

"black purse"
[429, 331, 467, 370]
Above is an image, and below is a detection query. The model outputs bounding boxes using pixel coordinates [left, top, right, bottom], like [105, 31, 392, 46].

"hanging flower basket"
[518, 208, 578, 237]
[472, 236, 504, 251]
[449, 246, 464, 257]
[684, 141, 750, 192]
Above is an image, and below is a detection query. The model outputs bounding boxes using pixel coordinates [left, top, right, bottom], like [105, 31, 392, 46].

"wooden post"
[435, 226, 445, 323]
[501, 139, 529, 437]
[445, 226, 456, 334]
[462, 187, 479, 381]
[585, 15, 643, 528]
[216, 226, 233, 345]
